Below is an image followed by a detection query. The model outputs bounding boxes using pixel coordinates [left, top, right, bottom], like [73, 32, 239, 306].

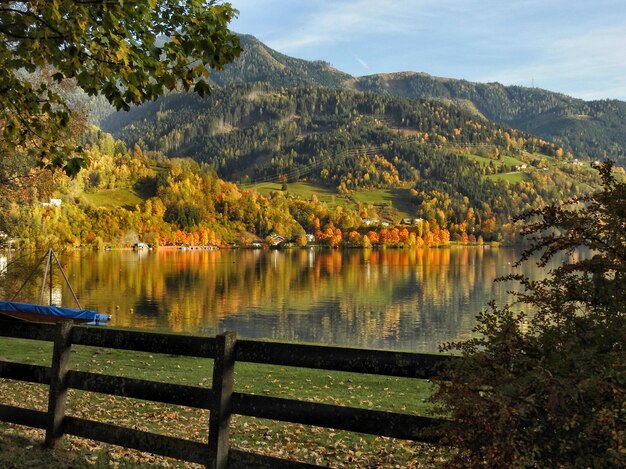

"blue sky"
[231, 0, 626, 101]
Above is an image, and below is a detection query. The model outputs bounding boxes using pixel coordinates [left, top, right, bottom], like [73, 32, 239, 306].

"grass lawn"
[487, 171, 530, 183]
[244, 181, 414, 219]
[0, 335, 448, 468]
[244, 181, 342, 207]
[500, 155, 527, 166]
[464, 153, 526, 168]
[83, 189, 145, 209]
[464, 153, 493, 166]
[350, 188, 413, 218]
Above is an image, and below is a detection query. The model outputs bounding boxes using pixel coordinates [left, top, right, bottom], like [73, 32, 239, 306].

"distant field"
[501, 155, 527, 166]
[83, 188, 145, 208]
[464, 153, 526, 167]
[244, 182, 413, 218]
[487, 171, 529, 183]
[350, 188, 413, 218]
[82, 180, 414, 217]
[244, 181, 341, 206]
[464, 153, 493, 166]
[462, 153, 533, 184]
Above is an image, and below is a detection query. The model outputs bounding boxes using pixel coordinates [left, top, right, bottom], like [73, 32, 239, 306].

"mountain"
[103, 82, 601, 233]
[144, 34, 624, 164]
[98, 35, 616, 237]
[7, 38, 619, 249]
[348, 72, 626, 163]
[209, 34, 351, 88]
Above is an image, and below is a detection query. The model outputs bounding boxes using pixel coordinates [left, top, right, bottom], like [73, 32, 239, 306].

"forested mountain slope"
[104, 83, 601, 232]
[6, 40, 620, 250]
[209, 34, 350, 88]
[349, 72, 626, 162]
[105, 34, 626, 163]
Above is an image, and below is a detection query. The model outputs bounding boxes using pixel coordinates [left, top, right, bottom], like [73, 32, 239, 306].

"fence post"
[45, 321, 73, 447]
[207, 331, 236, 469]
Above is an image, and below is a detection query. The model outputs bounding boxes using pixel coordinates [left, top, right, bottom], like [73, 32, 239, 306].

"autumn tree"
[432, 162, 626, 468]
[366, 230, 379, 245]
[295, 234, 307, 248]
[0, 0, 241, 177]
[347, 230, 361, 245]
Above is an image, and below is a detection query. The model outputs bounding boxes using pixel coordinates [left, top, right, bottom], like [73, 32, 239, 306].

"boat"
[0, 301, 110, 325]
[0, 249, 110, 326]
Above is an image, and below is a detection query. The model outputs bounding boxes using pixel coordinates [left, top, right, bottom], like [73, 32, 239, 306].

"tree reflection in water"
[1, 247, 558, 351]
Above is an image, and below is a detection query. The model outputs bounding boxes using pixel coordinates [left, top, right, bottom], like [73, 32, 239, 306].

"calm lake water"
[0, 247, 564, 352]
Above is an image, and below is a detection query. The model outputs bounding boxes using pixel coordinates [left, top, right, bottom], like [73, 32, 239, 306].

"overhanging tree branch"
[0, 0, 242, 176]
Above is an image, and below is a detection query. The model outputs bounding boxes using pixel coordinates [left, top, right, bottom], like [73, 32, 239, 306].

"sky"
[230, 0, 626, 101]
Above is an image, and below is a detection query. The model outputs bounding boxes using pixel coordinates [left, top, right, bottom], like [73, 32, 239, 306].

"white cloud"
[267, 0, 430, 52]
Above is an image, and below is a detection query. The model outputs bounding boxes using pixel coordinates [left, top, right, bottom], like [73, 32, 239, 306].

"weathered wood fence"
[0, 321, 454, 468]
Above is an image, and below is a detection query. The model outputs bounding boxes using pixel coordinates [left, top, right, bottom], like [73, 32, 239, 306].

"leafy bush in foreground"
[432, 162, 625, 468]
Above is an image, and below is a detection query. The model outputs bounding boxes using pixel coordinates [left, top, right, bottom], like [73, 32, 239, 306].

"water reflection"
[0, 247, 555, 352]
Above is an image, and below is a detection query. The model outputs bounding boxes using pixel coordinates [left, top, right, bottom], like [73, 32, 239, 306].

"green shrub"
[432, 162, 625, 468]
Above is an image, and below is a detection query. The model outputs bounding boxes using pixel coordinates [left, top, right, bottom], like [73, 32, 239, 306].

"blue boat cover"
[0, 301, 110, 325]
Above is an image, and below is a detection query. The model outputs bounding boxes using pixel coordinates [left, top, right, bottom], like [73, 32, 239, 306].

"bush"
[432, 162, 625, 468]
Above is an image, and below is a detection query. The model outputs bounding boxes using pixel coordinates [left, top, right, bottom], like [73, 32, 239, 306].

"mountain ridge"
[104, 80, 605, 237]
[197, 35, 626, 163]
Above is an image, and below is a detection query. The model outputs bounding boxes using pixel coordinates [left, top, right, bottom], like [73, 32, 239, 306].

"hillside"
[103, 82, 602, 233]
[0, 130, 463, 249]
[104, 34, 626, 164]
[94, 34, 623, 244]
[3, 42, 621, 251]
[2, 109, 610, 251]
[348, 72, 626, 162]
[209, 34, 351, 88]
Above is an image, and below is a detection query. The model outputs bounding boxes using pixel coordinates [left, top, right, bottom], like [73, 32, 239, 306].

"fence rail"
[0, 321, 455, 468]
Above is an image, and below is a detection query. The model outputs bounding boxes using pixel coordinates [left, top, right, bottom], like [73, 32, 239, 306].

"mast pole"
[52, 250, 82, 309]
[40, 249, 53, 305]
[49, 251, 53, 305]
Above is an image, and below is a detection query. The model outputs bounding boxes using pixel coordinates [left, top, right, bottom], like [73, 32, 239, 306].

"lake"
[0, 247, 562, 352]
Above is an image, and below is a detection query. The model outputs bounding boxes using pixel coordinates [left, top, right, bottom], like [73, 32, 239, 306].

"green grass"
[350, 188, 413, 218]
[487, 172, 530, 183]
[464, 153, 493, 166]
[350, 188, 396, 205]
[500, 155, 527, 166]
[244, 181, 414, 218]
[245, 181, 341, 207]
[83, 188, 145, 209]
[0, 336, 436, 415]
[464, 153, 527, 168]
[0, 335, 446, 468]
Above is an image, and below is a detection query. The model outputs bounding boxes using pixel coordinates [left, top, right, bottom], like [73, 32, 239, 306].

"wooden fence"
[0, 321, 455, 468]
